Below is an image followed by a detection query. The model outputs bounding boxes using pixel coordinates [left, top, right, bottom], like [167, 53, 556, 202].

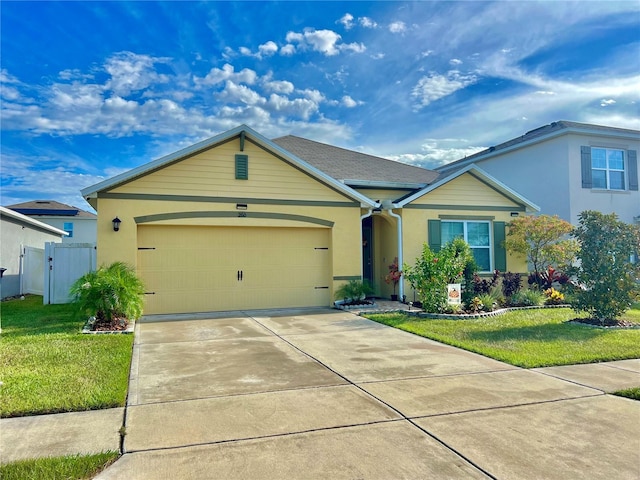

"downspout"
[386, 205, 404, 301]
[360, 208, 373, 280]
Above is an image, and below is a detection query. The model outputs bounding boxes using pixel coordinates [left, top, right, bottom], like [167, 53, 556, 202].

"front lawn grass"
[0, 451, 118, 480]
[613, 387, 640, 401]
[0, 295, 133, 418]
[365, 305, 640, 368]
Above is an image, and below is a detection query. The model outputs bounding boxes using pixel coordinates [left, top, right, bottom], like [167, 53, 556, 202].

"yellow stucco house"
[82, 125, 539, 315]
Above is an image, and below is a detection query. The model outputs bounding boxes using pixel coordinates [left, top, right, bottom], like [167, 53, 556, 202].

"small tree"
[571, 211, 640, 323]
[505, 214, 578, 275]
[404, 238, 475, 312]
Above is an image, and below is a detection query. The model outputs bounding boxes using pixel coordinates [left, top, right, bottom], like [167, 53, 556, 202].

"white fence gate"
[44, 243, 97, 304]
[21, 246, 45, 295]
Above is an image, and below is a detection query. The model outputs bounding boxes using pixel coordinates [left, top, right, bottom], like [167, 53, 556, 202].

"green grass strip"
[0, 451, 119, 480]
[1, 296, 133, 418]
[365, 307, 640, 368]
[613, 387, 640, 401]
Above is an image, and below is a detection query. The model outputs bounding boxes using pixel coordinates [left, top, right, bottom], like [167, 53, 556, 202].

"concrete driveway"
[97, 309, 640, 479]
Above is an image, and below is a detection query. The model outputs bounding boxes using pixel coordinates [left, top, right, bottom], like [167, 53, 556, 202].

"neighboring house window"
[235, 154, 248, 180]
[428, 219, 507, 273]
[63, 222, 73, 238]
[581, 146, 638, 191]
[591, 148, 625, 190]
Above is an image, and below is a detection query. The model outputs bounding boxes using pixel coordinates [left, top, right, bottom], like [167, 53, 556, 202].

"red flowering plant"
[385, 257, 402, 296]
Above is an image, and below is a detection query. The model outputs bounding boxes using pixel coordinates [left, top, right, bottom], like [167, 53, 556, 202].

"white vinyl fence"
[44, 243, 97, 304]
[21, 246, 45, 295]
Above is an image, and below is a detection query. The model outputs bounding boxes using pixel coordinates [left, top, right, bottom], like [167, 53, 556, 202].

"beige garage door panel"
[138, 225, 331, 314]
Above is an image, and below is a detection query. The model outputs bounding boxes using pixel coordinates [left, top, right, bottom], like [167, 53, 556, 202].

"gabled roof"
[395, 164, 540, 212]
[0, 206, 69, 236]
[81, 125, 378, 208]
[437, 120, 640, 175]
[6, 200, 96, 218]
[272, 135, 439, 188]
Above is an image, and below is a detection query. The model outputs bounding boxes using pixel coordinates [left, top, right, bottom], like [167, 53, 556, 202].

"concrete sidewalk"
[1, 309, 638, 479]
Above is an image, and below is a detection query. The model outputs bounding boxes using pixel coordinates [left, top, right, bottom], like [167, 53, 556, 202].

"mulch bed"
[567, 317, 640, 329]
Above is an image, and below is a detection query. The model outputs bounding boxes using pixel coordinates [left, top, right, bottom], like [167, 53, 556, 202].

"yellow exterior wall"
[411, 173, 521, 208]
[400, 172, 529, 299]
[111, 139, 348, 203]
[95, 137, 365, 308]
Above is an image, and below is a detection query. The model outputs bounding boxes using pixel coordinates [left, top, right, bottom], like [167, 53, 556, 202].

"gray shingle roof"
[437, 120, 640, 174]
[272, 135, 439, 187]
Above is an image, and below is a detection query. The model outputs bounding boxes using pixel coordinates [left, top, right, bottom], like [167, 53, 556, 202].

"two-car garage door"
[137, 225, 331, 314]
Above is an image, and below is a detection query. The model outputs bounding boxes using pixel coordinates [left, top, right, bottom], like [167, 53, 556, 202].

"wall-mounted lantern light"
[112, 217, 122, 232]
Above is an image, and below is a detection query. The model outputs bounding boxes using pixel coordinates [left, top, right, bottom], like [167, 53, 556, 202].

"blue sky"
[1, 1, 639, 210]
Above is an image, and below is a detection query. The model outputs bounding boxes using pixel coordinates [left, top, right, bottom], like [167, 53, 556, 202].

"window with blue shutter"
[235, 155, 248, 180]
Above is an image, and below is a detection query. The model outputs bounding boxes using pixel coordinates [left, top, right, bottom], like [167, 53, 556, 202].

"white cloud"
[359, 17, 377, 28]
[280, 44, 296, 56]
[338, 13, 354, 30]
[258, 41, 278, 57]
[284, 28, 366, 56]
[340, 42, 366, 54]
[449, 58, 463, 66]
[104, 52, 170, 96]
[420, 50, 434, 58]
[264, 79, 295, 94]
[371, 53, 385, 60]
[218, 81, 264, 106]
[388, 21, 406, 33]
[341, 95, 362, 108]
[600, 99, 616, 107]
[411, 71, 478, 108]
[388, 139, 486, 169]
[194, 63, 257, 86]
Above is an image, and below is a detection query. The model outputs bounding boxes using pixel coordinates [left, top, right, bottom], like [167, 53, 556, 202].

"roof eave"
[395, 164, 540, 212]
[0, 206, 69, 236]
[437, 123, 640, 174]
[81, 125, 377, 209]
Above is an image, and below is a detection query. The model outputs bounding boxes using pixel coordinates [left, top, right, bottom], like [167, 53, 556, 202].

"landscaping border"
[399, 304, 571, 320]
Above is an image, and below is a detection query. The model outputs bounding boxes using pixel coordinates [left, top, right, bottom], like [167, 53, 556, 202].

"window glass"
[592, 170, 607, 189]
[608, 150, 624, 170]
[609, 171, 625, 190]
[63, 222, 73, 238]
[472, 249, 491, 272]
[441, 222, 463, 244]
[591, 148, 607, 169]
[466, 222, 490, 247]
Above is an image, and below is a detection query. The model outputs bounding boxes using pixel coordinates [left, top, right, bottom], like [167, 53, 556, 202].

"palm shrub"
[70, 262, 145, 324]
[510, 289, 546, 307]
[334, 279, 374, 303]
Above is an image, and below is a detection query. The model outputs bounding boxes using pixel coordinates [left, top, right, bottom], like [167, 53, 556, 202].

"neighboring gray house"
[436, 121, 639, 226]
[6, 200, 97, 244]
[0, 206, 67, 299]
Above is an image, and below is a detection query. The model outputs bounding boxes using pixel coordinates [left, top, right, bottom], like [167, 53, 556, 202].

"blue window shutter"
[581, 146, 592, 188]
[493, 221, 507, 272]
[628, 150, 638, 191]
[235, 154, 248, 180]
[428, 219, 441, 252]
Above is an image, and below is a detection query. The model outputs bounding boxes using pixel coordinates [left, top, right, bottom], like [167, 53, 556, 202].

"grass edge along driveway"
[0, 295, 133, 418]
[365, 306, 640, 368]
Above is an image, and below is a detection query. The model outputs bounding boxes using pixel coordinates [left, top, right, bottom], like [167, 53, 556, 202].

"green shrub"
[404, 238, 475, 313]
[334, 279, 374, 302]
[511, 289, 546, 307]
[570, 211, 640, 322]
[69, 262, 145, 322]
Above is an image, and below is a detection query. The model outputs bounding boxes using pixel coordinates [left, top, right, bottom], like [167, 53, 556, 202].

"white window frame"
[591, 147, 626, 191]
[441, 220, 492, 272]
